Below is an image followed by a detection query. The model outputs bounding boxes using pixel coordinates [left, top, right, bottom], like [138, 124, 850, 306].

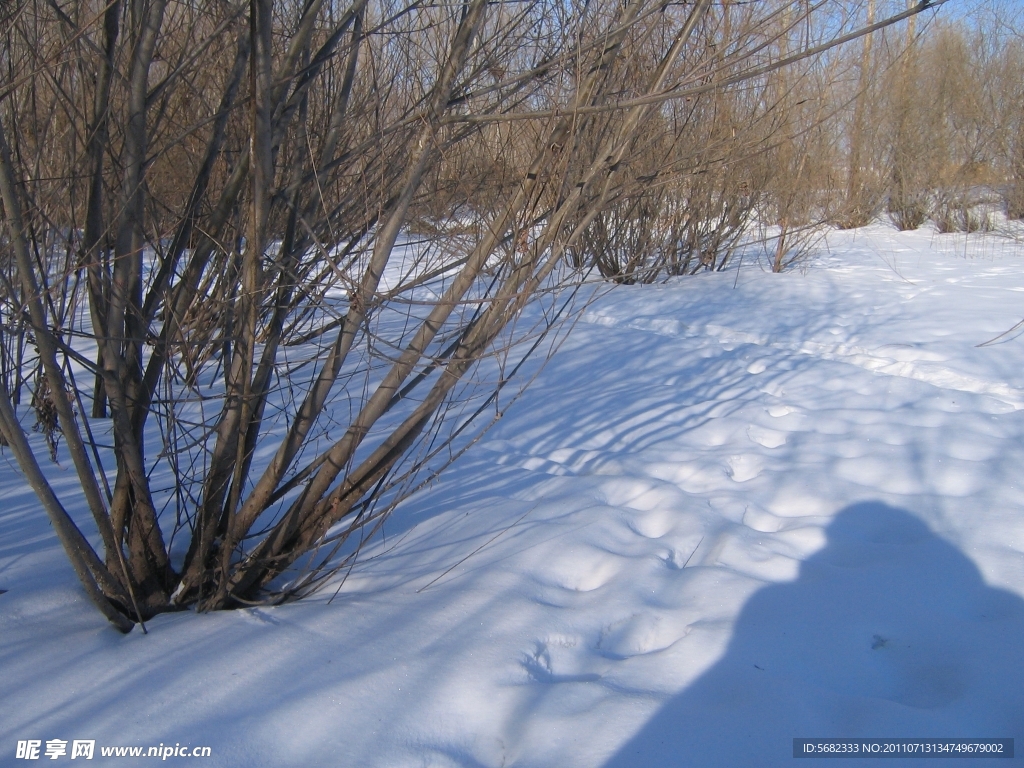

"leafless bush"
[933, 193, 991, 233]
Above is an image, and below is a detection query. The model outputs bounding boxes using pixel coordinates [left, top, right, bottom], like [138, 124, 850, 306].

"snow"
[3, 223, 1024, 765]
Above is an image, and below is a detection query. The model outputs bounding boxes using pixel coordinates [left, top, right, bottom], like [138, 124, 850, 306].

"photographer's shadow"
[605, 502, 1024, 767]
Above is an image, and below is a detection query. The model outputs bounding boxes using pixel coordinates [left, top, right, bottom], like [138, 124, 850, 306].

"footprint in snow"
[596, 613, 691, 659]
[522, 638, 600, 684]
[747, 425, 787, 448]
[727, 454, 764, 483]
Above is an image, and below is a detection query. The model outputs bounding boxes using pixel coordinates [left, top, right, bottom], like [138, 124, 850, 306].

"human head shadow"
[604, 502, 1024, 768]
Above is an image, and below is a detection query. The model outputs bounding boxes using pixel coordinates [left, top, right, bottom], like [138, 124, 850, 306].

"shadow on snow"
[604, 501, 1024, 768]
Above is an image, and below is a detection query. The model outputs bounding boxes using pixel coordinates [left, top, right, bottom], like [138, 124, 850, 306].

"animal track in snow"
[596, 613, 691, 659]
[581, 312, 1024, 409]
[625, 507, 677, 539]
[742, 507, 782, 533]
[535, 545, 623, 592]
[747, 425, 788, 449]
[727, 454, 764, 482]
[523, 637, 601, 683]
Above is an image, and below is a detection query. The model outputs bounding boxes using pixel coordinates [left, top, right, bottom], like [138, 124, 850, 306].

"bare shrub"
[933, 193, 991, 234]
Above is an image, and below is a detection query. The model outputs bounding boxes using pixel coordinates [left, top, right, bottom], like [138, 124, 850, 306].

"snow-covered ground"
[3, 223, 1024, 766]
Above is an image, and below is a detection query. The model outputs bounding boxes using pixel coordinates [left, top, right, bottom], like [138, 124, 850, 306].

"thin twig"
[417, 505, 537, 593]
